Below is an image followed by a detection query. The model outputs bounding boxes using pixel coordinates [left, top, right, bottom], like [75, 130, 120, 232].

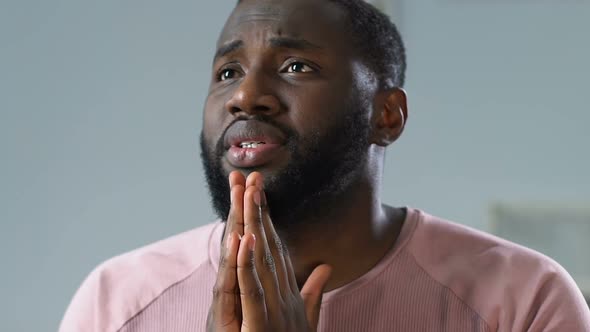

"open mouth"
[238, 141, 266, 149]
[222, 120, 289, 168]
[226, 140, 284, 168]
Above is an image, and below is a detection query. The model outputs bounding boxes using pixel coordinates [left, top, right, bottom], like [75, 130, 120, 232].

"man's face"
[201, 0, 377, 228]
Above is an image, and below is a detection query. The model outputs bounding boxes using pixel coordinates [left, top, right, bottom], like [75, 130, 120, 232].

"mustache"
[214, 115, 299, 157]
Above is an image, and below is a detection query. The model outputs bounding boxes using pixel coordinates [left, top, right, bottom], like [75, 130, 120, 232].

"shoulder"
[405, 209, 590, 330]
[59, 222, 224, 332]
[408, 209, 553, 275]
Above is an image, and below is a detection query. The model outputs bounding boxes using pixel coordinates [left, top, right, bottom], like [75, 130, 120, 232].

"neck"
[277, 169, 405, 291]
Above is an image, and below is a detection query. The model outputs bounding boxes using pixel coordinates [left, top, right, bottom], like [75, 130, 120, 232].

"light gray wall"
[1, 1, 233, 330]
[1, 0, 588, 330]
[392, 0, 590, 228]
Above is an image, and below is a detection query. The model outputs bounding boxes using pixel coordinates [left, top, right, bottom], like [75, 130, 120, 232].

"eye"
[218, 68, 238, 81]
[284, 62, 314, 73]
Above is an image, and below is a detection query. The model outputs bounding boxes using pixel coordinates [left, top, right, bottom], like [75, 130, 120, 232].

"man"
[60, 0, 590, 331]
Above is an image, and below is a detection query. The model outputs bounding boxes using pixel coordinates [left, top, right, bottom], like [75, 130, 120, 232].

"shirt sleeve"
[59, 268, 109, 332]
[525, 264, 590, 332]
[58, 259, 147, 332]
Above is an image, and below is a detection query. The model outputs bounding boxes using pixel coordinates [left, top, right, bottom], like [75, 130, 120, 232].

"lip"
[223, 120, 288, 168]
[227, 143, 285, 168]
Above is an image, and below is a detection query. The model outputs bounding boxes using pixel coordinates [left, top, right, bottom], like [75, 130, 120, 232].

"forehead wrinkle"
[227, 3, 285, 33]
[235, 13, 283, 25]
[218, 1, 351, 58]
[220, 1, 323, 47]
[218, 14, 284, 49]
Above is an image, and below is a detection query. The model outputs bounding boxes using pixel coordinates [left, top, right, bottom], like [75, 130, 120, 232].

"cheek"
[286, 82, 349, 135]
[202, 95, 227, 145]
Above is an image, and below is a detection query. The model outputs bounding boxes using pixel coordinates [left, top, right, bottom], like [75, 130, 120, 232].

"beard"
[200, 98, 371, 234]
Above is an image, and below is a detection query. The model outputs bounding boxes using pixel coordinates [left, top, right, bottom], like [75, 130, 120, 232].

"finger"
[283, 247, 299, 294]
[245, 171, 263, 189]
[246, 173, 289, 294]
[229, 170, 246, 189]
[301, 264, 332, 330]
[222, 184, 245, 253]
[220, 185, 245, 268]
[223, 170, 245, 242]
[243, 186, 281, 306]
[227, 184, 245, 233]
[210, 232, 241, 330]
[257, 189, 290, 298]
[237, 233, 266, 331]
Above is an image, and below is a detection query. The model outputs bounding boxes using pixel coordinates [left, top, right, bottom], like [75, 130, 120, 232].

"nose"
[224, 67, 282, 117]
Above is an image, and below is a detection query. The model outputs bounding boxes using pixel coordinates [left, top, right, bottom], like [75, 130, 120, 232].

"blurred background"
[1, 0, 588, 330]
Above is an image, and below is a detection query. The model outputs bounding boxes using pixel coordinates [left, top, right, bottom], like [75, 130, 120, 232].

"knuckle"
[212, 286, 222, 299]
[218, 255, 228, 269]
[218, 250, 237, 269]
[242, 285, 265, 301]
[238, 254, 256, 270]
[228, 213, 244, 227]
[263, 251, 276, 272]
[273, 235, 285, 254]
[281, 243, 291, 257]
[212, 284, 236, 299]
[250, 250, 257, 266]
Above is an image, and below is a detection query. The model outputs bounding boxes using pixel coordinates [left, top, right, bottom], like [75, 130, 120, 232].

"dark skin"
[203, 0, 408, 330]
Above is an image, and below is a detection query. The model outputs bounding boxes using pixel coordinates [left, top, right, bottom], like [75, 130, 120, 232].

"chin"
[222, 160, 291, 181]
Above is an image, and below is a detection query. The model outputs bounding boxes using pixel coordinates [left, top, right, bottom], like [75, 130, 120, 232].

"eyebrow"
[268, 37, 323, 51]
[214, 40, 244, 61]
[213, 37, 323, 61]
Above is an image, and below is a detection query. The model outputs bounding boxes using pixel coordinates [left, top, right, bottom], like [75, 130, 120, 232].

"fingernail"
[249, 234, 256, 250]
[253, 190, 261, 207]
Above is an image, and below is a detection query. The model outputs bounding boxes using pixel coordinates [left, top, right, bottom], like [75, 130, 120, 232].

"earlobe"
[371, 88, 408, 146]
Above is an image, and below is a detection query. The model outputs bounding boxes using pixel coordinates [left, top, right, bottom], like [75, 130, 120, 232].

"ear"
[370, 87, 408, 146]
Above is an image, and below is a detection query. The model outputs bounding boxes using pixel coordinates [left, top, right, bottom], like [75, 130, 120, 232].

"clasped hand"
[207, 171, 332, 332]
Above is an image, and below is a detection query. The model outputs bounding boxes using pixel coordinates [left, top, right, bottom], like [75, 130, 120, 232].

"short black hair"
[235, 0, 406, 89]
[328, 0, 406, 89]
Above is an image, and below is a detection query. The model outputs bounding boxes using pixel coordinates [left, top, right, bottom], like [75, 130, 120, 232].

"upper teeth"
[240, 141, 265, 148]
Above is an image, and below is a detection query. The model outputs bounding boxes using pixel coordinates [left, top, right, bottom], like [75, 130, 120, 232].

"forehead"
[217, 0, 350, 52]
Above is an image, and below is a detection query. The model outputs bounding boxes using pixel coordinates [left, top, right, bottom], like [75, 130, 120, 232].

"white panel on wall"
[490, 203, 590, 296]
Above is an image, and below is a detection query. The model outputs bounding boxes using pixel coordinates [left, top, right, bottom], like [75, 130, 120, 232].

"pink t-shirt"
[60, 208, 590, 331]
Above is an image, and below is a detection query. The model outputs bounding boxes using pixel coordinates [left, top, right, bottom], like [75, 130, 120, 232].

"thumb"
[300, 264, 332, 330]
